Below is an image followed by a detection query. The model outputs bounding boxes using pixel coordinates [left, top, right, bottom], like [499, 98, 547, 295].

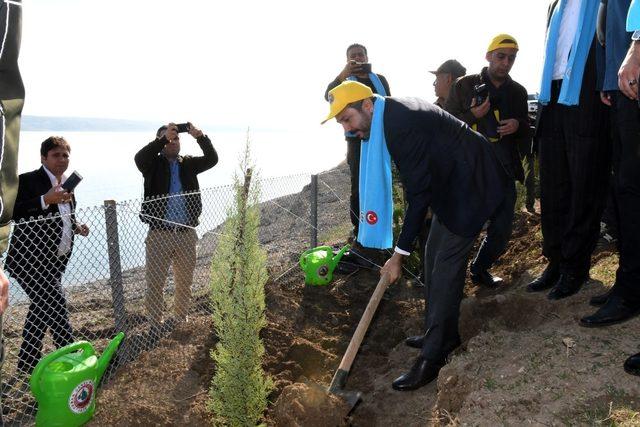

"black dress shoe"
[404, 335, 424, 349]
[580, 295, 640, 327]
[547, 273, 588, 300]
[589, 289, 612, 307]
[624, 352, 640, 376]
[526, 263, 560, 292]
[391, 357, 442, 391]
[470, 269, 503, 287]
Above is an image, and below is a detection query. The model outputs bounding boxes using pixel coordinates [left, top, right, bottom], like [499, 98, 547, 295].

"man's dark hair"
[156, 125, 167, 139]
[40, 136, 71, 157]
[346, 43, 367, 57]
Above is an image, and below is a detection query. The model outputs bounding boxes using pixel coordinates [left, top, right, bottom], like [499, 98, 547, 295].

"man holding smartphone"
[325, 44, 390, 254]
[135, 122, 218, 332]
[5, 137, 90, 374]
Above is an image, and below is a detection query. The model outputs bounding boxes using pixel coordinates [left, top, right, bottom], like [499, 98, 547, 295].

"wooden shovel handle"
[337, 273, 391, 372]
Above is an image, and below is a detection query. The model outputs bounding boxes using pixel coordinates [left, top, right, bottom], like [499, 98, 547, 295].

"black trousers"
[16, 256, 74, 373]
[421, 216, 475, 362]
[346, 138, 360, 235]
[610, 94, 640, 303]
[538, 92, 610, 277]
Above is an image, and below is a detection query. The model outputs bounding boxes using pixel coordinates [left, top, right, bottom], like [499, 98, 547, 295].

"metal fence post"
[310, 174, 318, 248]
[103, 200, 129, 358]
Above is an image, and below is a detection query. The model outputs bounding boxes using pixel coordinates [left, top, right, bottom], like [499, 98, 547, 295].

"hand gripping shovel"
[325, 273, 391, 410]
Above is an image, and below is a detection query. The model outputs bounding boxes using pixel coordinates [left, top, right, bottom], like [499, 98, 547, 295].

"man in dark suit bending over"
[322, 81, 507, 391]
[5, 137, 89, 374]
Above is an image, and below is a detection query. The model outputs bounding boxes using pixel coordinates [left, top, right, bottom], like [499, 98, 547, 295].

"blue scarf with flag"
[539, 0, 598, 106]
[357, 95, 393, 249]
[345, 74, 387, 138]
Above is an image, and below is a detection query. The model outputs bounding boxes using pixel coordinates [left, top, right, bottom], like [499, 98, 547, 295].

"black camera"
[473, 83, 489, 106]
[176, 123, 191, 133]
[357, 62, 372, 74]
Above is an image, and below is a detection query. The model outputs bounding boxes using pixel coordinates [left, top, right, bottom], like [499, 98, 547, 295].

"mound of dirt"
[271, 382, 350, 427]
[90, 174, 638, 426]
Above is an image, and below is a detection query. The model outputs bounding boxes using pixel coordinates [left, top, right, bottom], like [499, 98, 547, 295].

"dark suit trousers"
[346, 138, 360, 234]
[538, 97, 610, 276]
[610, 94, 640, 304]
[471, 180, 517, 272]
[16, 255, 74, 373]
[421, 216, 475, 362]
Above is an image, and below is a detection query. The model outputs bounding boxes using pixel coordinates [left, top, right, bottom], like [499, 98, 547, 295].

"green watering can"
[30, 332, 125, 427]
[299, 244, 350, 286]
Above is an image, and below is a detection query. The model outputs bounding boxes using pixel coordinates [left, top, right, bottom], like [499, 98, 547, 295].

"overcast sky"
[19, 0, 548, 131]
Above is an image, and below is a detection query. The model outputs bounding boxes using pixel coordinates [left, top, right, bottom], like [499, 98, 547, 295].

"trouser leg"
[423, 215, 446, 330]
[145, 229, 172, 323]
[471, 180, 517, 272]
[538, 102, 570, 266]
[561, 109, 610, 275]
[611, 95, 640, 304]
[173, 230, 197, 319]
[420, 217, 475, 363]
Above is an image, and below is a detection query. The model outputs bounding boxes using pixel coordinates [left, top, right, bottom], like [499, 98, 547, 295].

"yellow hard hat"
[321, 81, 374, 124]
[487, 34, 519, 53]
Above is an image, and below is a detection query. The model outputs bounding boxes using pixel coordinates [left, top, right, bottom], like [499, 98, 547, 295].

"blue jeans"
[470, 180, 517, 272]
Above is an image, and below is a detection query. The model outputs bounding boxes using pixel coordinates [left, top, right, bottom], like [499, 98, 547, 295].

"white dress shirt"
[40, 166, 73, 257]
[552, 0, 582, 80]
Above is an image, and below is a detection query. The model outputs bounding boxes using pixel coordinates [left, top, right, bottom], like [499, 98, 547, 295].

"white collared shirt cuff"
[394, 246, 410, 256]
[40, 195, 49, 210]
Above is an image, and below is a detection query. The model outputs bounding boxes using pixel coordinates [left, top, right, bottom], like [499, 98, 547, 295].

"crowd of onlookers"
[1, 0, 640, 421]
[322, 0, 640, 392]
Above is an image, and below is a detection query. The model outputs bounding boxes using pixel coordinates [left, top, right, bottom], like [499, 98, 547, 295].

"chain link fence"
[0, 166, 354, 426]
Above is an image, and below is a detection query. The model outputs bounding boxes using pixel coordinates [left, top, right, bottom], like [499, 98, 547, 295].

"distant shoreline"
[21, 115, 156, 132]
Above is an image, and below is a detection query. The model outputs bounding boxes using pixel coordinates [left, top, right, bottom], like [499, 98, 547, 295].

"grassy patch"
[560, 392, 640, 426]
[484, 377, 498, 391]
[590, 254, 619, 286]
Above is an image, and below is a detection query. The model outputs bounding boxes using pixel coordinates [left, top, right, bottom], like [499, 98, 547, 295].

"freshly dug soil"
[91, 167, 639, 426]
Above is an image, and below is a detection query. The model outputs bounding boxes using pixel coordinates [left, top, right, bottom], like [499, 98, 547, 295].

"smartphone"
[357, 63, 372, 74]
[62, 171, 83, 192]
[176, 123, 190, 133]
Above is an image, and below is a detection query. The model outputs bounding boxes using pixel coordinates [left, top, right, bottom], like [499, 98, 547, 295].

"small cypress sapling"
[209, 138, 272, 425]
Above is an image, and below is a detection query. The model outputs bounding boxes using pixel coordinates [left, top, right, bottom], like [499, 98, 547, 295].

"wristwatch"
[633, 30, 640, 41]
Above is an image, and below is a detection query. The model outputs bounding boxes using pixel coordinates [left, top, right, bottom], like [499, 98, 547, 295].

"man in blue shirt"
[582, 0, 640, 376]
[135, 123, 218, 331]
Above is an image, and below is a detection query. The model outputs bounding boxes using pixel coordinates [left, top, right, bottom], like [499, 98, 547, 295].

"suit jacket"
[382, 97, 508, 251]
[5, 166, 76, 280]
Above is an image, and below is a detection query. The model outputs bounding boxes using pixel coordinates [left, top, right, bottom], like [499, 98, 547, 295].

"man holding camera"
[325, 44, 390, 248]
[445, 34, 528, 288]
[5, 137, 90, 374]
[135, 123, 217, 330]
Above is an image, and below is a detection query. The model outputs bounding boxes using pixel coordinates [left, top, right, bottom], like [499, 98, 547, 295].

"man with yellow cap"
[322, 80, 508, 391]
[445, 34, 528, 289]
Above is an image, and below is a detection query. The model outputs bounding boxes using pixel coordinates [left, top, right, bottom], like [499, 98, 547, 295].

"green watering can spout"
[96, 332, 125, 382]
[330, 244, 350, 268]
